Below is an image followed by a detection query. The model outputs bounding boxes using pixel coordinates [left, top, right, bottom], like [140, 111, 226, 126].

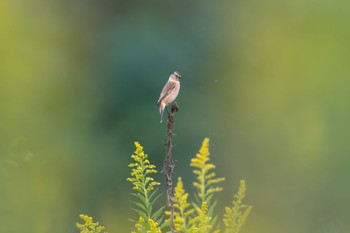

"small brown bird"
[156, 71, 181, 123]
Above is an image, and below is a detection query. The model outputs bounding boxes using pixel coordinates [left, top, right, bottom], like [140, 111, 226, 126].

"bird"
[156, 71, 181, 123]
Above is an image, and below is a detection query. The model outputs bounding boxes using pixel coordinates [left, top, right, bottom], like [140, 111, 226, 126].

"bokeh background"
[1, 0, 349, 232]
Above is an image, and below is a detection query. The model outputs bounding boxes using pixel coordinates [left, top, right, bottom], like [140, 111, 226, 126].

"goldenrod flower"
[223, 180, 252, 233]
[76, 214, 107, 233]
[191, 138, 225, 204]
[128, 142, 165, 232]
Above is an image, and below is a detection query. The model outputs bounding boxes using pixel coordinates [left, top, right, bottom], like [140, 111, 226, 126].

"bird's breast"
[163, 84, 180, 105]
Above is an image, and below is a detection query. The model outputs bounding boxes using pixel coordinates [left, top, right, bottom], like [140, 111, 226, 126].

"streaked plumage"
[157, 71, 181, 123]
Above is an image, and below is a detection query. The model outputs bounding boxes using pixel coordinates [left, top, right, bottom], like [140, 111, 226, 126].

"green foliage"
[172, 177, 194, 232]
[223, 180, 253, 233]
[129, 139, 252, 233]
[168, 138, 251, 233]
[191, 138, 225, 205]
[127, 142, 165, 232]
[190, 138, 225, 229]
[75, 138, 252, 233]
[76, 214, 107, 233]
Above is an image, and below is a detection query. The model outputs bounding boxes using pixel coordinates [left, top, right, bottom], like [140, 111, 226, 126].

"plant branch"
[161, 102, 179, 233]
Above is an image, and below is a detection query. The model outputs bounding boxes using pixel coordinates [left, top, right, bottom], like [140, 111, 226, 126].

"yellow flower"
[76, 214, 107, 233]
[147, 219, 162, 233]
[168, 177, 195, 232]
[191, 138, 225, 204]
[128, 142, 164, 232]
[223, 180, 252, 233]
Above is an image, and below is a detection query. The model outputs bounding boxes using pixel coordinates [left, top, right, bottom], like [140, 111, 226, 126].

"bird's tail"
[159, 105, 164, 123]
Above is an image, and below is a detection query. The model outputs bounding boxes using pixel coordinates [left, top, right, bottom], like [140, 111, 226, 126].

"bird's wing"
[156, 82, 176, 106]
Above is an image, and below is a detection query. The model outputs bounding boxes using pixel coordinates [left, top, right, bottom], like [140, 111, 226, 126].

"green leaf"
[148, 188, 159, 201]
[131, 193, 148, 207]
[150, 193, 162, 206]
[147, 203, 152, 217]
[191, 201, 200, 210]
[131, 207, 148, 220]
[156, 215, 164, 227]
[151, 205, 166, 222]
[160, 221, 170, 231]
[156, 215, 163, 224]
[130, 200, 147, 212]
[205, 193, 214, 204]
[207, 200, 217, 217]
[193, 194, 201, 206]
[211, 215, 219, 229]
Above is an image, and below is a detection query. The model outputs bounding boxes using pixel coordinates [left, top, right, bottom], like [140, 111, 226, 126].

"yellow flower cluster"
[188, 202, 213, 233]
[169, 138, 227, 232]
[76, 138, 252, 233]
[223, 180, 252, 233]
[128, 139, 251, 233]
[127, 142, 160, 192]
[132, 217, 162, 233]
[191, 138, 225, 203]
[128, 142, 165, 232]
[171, 177, 195, 232]
[76, 214, 107, 233]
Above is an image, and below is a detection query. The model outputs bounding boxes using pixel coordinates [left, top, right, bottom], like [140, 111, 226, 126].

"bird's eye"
[174, 72, 181, 78]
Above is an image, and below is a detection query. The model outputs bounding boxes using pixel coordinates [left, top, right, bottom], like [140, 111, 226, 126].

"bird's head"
[170, 71, 181, 81]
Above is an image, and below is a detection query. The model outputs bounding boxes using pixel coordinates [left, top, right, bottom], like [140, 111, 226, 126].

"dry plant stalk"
[161, 102, 179, 233]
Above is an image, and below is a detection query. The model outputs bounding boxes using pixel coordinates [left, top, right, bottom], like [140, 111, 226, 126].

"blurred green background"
[1, 0, 349, 232]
